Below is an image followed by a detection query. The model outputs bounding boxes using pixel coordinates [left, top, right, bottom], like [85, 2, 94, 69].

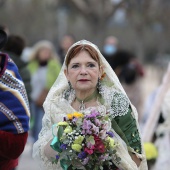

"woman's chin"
[76, 86, 93, 91]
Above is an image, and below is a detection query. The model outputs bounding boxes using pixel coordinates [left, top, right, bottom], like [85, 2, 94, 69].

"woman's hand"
[130, 153, 141, 167]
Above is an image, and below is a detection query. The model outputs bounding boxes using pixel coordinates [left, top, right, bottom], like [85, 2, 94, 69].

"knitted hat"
[0, 29, 7, 50]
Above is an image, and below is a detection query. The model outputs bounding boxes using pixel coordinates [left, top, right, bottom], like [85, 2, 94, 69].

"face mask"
[103, 44, 117, 55]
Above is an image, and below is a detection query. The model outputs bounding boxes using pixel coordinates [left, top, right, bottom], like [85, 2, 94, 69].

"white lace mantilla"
[32, 40, 148, 170]
[101, 85, 130, 118]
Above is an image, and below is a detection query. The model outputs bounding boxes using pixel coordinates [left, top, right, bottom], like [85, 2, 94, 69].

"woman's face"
[65, 50, 102, 92]
[37, 47, 51, 62]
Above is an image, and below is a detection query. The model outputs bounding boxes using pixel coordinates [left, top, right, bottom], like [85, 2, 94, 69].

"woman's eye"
[88, 63, 95, 67]
[72, 65, 79, 68]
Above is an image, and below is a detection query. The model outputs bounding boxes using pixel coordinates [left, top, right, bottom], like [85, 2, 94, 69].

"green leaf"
[112, 150, 117, 154]
[58, 126, 64, 140]
[116, 157, 121, 162]
[100, 166, 103, 170]
[86, 136, 95, 145]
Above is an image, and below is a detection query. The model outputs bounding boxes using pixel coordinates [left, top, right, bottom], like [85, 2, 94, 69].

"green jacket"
[28, 58, 61, 90]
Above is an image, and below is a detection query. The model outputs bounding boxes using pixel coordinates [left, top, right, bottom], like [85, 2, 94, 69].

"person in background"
[105, 50, 144, 122]
[28, 40, 61, 142]
[2, 35, 32, 101]
[102, 36, 118, 58]
[0, 24, 10, 36]
[0, 30, 30, 169]
[57, 34, 75, 64]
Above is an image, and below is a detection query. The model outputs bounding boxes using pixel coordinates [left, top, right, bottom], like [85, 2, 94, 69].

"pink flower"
[94, 135, 105, 153]
[87, 142, 95, 149]
[84, 147, 94, 155]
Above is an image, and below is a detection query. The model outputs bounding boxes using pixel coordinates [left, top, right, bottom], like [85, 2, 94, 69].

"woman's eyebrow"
[70, 61, 97, 65]
[87, 61, 97, 64]
[71, 62, 79, 65]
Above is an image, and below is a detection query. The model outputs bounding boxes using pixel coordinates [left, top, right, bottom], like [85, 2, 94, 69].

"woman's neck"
[74, 88, 98, 111]
[75, 88, 97, 101]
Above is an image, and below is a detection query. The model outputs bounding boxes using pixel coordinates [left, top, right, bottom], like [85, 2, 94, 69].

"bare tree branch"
[0, 0, 5, 8]
[71, 0, 90, 15]
[105, 0, 126, 19]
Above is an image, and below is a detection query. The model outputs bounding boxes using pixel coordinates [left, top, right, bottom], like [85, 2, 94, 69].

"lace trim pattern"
[101, 86, 130, 118]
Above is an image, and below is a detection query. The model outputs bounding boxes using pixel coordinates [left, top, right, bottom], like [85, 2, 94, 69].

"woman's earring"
[64, 81, 72, 99]
[68, 81, 72, 90]
[97, 78, 104, 94]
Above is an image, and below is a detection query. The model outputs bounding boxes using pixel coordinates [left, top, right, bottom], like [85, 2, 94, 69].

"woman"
[28, 40, 61, 141]
[33, 40, 147, 170]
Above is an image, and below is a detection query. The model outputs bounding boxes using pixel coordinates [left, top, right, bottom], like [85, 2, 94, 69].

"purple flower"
[63, 117, 67, 121]
[82, 119, 92, 130]
[60, 144, 67, 150]
[82, 129, 92, 135]
[94, 118, 101, 126]
[72, 117, 78, 124]
[82, 157, 89, 165]
[86, 110, 100, 118]
[78, 151, 87, 159]
[55, 154, 60, 160]
[99, 154, 109, 161]
[107, 131, 114, 138]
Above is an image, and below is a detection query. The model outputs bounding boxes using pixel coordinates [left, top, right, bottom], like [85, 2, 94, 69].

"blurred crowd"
[1, 24, 170, 170]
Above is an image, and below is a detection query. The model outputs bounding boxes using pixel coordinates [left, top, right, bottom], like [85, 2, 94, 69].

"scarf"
[0, 53, 30, 134]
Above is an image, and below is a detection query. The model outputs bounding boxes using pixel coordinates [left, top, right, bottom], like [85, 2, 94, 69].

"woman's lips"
[78, 79, 89, 82]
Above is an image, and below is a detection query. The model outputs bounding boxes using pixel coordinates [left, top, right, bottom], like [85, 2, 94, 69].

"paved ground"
[16, 138, 40, 170]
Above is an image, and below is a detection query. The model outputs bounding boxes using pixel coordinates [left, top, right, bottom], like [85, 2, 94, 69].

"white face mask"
[103, 44, 117, 55]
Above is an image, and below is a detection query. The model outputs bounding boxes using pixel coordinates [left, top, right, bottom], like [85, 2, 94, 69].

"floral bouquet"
[50, 109, 121, 170]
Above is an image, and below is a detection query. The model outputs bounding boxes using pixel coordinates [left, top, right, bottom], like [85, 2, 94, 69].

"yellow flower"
[71, 144, 82, 152]
[144, 142, 158, 160]
[64, 126, 73, 133]
[67, 112, 84, 120]
[106, 137, 115, 149]
[58, 122, 69, 126]
[73, 112, 84, 118]
[73, 136, 84, 145]
[67, 113, 73, 120]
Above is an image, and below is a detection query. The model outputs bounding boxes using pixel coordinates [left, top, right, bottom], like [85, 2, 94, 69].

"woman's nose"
[80, 67, 87, 75]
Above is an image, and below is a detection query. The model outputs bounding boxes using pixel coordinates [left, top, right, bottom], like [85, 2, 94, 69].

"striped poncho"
[0, 52, 30, 134]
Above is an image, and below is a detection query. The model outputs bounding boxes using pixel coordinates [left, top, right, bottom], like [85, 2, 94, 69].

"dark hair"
[0, 24, 7, 31]
[110, 50, 135, 70]
[65, 44, 101, 67]
[119, 63, 137, 84]
[3, 35, 25, 56]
